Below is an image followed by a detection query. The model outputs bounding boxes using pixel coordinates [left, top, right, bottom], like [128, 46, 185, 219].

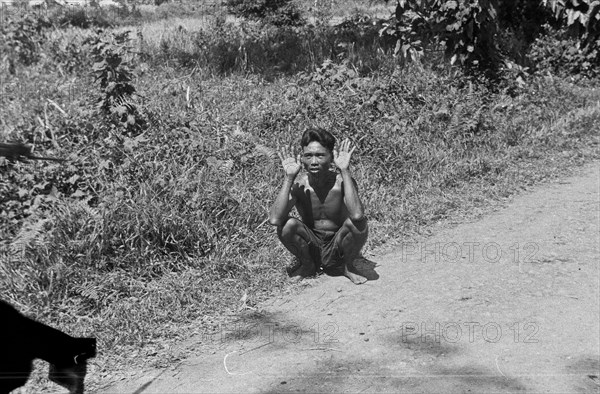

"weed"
[226, 0, 305, 27]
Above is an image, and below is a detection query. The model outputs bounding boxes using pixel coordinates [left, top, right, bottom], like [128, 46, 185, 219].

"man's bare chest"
[296, 183, 344, 213]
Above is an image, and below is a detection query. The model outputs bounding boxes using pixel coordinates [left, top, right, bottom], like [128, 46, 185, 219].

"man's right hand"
[278, 146, 301, 179]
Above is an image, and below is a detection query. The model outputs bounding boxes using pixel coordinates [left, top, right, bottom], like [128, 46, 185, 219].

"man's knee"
[343, 217, 368, 235]
[277, 217, 304, 238]
[339, 218, 368, 253]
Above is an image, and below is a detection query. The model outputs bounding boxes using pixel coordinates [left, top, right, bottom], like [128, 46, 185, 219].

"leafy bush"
[533, 0, 600, 78]
[379, 0, 502, 74]
[379, 0, 599, 77]
[497, 0, 555, 43]
[48, 6, 113, 29]
[528, 25, 600, 79]
[44, 29, 94, 73]
[86, 30, 149, 132]
[153, 1, 207, 20]
[226, 0, 305, 26]
[0, 12, 50, 68]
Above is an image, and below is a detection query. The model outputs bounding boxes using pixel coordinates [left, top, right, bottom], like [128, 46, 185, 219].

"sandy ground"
[103, 162, 600, 394]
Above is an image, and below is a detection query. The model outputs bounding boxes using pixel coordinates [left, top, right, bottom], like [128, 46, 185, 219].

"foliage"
[44, 30, 94, 73]
[541, 0, 600, 73]
[150, 18, 393, 75]
[301, 58, 359, 86]
[543, 0, 600, 46]
[86, 30, 147, 132]
[528, 24, 600, 77]
[0, 12, 50, 69]
[379, 0, 599, 77]
[152, 1, 213, 20]
[226, 0, 305, 26]
[380, 0, 502, 74]
[497, 0, 555, 44]
[48, 6, 114, 29]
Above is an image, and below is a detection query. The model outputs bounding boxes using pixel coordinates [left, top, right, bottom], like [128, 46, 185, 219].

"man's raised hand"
[334, 138, 356, 171]
[278, 146, 301, 179]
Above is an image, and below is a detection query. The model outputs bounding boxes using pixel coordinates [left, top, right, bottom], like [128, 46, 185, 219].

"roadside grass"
[132, 14, 394, 75]
[1, 6, 600, 393]
[292, 0, 394, 22]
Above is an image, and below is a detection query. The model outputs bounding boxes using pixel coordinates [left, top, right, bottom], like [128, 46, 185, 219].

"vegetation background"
[1, 0, 598, 391]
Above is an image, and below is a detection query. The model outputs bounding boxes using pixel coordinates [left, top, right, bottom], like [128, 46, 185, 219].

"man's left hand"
[334, 138, 356, 171]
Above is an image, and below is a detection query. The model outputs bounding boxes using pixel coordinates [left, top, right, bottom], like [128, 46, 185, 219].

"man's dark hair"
[300, 128, 336, 152]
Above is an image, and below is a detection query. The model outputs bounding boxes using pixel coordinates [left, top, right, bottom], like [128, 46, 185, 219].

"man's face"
[302, 141, 332, 175]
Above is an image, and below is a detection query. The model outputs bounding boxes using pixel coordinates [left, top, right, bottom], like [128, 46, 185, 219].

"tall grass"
[133, 15, 396, 75]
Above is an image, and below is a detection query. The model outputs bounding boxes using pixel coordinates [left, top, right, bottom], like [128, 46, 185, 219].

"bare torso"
[292, 171, 348, 231]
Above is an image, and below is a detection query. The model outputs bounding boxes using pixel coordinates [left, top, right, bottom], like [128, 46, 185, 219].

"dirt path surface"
[104, 163, 600, 394]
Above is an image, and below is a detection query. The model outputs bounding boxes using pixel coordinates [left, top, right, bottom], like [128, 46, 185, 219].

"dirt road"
[104, 163, 599, 393]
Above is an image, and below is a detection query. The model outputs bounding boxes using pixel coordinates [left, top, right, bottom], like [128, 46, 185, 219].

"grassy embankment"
[1, 1, 599, 390]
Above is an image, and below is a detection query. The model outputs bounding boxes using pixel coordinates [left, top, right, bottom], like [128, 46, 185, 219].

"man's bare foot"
[344, 264, 367, 285]
[285, 258, 302, 276]
[288, 259, 316, 281]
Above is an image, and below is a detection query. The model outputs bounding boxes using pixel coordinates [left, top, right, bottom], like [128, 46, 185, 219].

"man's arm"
[334, 139, 364, 223]
[340, 170, 364, 222]
[268, 146, 301, 226]
[268, 178, 297, 226]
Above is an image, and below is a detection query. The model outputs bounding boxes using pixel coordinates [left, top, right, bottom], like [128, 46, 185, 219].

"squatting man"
[268, 128, 368, 284]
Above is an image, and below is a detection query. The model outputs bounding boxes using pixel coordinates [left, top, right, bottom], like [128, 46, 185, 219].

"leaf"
[445, 1, 458, 10]
[71, 189, 86, 198]
[254, 144, 276, 159]
[93, 61, 107, 71]
[49, 185, 59, 199]
[115, 105, 128, 116]
[123, 137, 138, 152]
[394, 40, 402, 56]
[68, 174, 80, 185]
[99, 160, 111, 170]
[488, 4, 497, 19]
[10, 219, 49, 254]
[567, 9, 581, 25]
[220, 159, 234, 174]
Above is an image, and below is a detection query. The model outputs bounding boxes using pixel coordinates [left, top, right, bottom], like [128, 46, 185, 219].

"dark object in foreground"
[0, 300, 96, 394]
[0, 142, 66, 162]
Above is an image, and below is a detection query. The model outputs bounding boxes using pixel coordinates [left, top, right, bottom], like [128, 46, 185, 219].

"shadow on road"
[259, 331, 527, 393]
[353, 257, 380, 281]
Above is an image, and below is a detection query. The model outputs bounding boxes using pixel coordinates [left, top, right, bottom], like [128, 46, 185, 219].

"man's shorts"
[299, 221, 345, 272]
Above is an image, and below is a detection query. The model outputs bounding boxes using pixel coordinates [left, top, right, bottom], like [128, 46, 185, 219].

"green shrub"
[497, 0, 556, 44]
[528, 26, 600, 79]
[0, 12, 50, 68]
[154, 1, 203, 16]
[226, 0, 305, 26]
[86, 30, 150, 132]
[48, 6, 114, 29]
[44, 29, 95, 73]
